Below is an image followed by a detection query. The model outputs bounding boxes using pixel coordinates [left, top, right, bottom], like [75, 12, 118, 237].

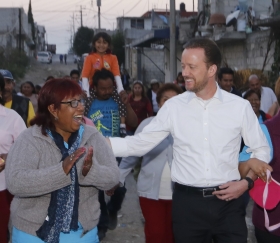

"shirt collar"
[185, 82, 223, 104]
[0, 105, 7, 116]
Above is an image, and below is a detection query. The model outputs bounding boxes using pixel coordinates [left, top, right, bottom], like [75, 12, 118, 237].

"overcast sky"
[0, 0, 198, 53]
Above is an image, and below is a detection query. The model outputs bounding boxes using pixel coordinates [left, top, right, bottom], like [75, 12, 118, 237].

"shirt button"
[207, 183, 210, 186]
[205, 138, 207, 141]
[204, 123, 207, 125]
[206, 169, 209, 171]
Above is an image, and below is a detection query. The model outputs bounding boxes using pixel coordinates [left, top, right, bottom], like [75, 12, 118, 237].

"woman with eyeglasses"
[5, 78, 119, 243]
[126, 80, 153, 135]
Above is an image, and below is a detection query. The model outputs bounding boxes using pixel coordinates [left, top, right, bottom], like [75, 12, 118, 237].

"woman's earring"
[54, 116, 58, 121]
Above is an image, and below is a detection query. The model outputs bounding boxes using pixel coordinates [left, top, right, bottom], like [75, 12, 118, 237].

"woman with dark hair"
[126, 80, 153, 135]
[0, 73, 26, 243]
[21, 81, 38, 112]
[5, 78, 119, 243]
[244, 89, 271, 123]
[119, 83, 182, 243]
[81, 32, 124, 97]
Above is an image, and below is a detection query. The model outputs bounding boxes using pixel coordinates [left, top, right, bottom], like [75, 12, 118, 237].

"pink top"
[0, 105, 26, 191]
[83, 116, 95, 127]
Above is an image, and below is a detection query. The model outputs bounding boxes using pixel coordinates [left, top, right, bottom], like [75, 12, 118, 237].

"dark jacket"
[11, 95, 30, 126]
[231, 87, 242, 97]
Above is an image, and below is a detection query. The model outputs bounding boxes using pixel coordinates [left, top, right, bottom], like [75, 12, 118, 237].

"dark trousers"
[0, 190, 13, 243]
[139, 197, 174, 243]
[255, 227, 280, 243]
[172, 183, 247, 243]
[98, 186, 127, 231]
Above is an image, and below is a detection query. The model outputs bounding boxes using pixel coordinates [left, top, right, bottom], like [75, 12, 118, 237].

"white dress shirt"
[110, 84, 270, 187]
[0, 105, 26, 191]
[243, 86, 277, 113]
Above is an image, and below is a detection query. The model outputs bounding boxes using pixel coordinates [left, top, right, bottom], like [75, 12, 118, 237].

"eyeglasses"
[60, 98, 85, 108]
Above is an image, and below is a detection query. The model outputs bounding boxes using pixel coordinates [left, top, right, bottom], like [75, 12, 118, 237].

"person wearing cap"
[147, 79, 160, 115]
[0, 69, 35, 127]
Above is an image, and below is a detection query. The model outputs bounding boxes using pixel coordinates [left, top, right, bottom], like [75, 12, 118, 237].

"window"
[131, 19, 144, 29]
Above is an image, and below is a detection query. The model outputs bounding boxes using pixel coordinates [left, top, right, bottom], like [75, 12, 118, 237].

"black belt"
[175, 183, 221, 197]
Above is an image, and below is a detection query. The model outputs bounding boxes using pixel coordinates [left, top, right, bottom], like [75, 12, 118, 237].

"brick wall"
[218, 29, 274, 72]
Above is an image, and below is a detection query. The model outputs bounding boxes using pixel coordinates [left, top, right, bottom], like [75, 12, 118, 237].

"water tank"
[180, 3, 186, 12]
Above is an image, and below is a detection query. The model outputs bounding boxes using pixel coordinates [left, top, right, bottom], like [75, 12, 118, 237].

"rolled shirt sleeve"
[241, 102, 271, 163]
[109, 103, 171, 157]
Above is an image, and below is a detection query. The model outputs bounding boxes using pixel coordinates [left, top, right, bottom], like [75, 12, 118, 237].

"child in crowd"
[81, 32, 123, 96]
[82, 32, 126, 135]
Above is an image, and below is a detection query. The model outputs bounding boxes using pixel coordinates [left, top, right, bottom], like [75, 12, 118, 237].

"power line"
[124, 0, 142, 15]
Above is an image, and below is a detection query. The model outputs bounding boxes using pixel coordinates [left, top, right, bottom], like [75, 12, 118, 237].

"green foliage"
[269, 39, 280, 86]
[111, 31, 125, 67]
[0, 49, 30, 81]
[73, 27, 94, 56]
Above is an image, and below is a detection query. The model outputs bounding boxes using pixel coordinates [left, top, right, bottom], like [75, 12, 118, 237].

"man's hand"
[247, 158, 272, 182]
[119, 90, 128, 105]
[212, 180, 248, 201]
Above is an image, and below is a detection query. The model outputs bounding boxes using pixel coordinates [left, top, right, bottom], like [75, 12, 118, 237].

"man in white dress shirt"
[243, 74, 277, 113]
[107, 38, 271, 243]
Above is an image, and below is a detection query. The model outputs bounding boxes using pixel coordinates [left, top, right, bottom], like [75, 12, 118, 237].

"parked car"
[37, 51, 52, 64]
[77, 53, 88, 72]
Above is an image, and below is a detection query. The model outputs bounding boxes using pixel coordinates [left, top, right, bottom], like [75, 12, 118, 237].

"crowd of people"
[0, 33, 280, 243]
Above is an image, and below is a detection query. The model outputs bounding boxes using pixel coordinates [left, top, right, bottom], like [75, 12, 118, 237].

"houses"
[118, 0, 280, 85]
[118, 2, 197, 84]
[0, 7, 47, 57]
[194, 0, 279, 74]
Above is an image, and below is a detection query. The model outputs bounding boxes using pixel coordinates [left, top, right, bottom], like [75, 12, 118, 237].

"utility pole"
[169, 0, 176, 82]
[193, 0, 195, 12]
[72, 12, 75, 35]
[19, 8, 22, 52]
[97, 0, 101, 29]
[80, 5, 83, 27]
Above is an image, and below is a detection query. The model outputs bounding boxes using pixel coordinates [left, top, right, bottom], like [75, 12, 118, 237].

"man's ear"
[48, 104, 58, 119]
[208, 64, 217, 79]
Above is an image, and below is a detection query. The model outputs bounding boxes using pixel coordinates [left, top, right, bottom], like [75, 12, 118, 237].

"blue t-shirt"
[239, 123, 273, 162]
[88, 97, 120, 137]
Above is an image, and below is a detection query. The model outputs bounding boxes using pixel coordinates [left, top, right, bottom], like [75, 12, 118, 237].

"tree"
[28, 0, 36, 49]
[0, 48, 29, 80]
[111, 31, 125, 67]
[73, 27, 94, 56]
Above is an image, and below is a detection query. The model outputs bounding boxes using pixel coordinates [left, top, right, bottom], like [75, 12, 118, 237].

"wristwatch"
[244, 177, 254, 190]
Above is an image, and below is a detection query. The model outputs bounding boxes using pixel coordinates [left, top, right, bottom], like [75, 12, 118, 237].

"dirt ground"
[19, 55, 257, 243]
